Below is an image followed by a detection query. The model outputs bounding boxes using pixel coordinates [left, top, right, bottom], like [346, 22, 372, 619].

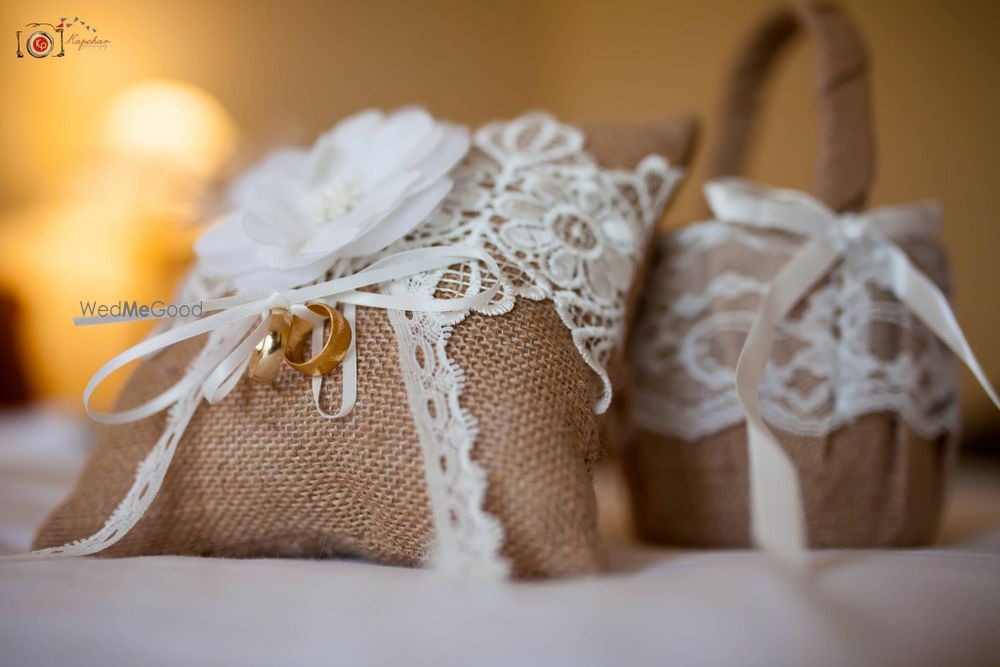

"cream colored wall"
[1, 0, 998, 431]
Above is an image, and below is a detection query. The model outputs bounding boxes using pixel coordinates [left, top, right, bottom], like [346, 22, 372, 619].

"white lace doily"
[630, 221, 960, 442]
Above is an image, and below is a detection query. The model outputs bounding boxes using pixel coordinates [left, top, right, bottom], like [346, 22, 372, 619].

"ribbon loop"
[80, 246, 502, 426]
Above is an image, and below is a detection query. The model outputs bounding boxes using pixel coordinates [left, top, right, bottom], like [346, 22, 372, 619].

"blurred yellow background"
[0, 0, 997, 435]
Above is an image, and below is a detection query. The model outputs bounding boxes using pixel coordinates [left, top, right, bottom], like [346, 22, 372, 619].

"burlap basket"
[35, 116, 696, 578]
[623, 3, 959, 549]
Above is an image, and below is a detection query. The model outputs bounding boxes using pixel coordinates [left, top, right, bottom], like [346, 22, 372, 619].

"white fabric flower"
[196, 107, 469, 291]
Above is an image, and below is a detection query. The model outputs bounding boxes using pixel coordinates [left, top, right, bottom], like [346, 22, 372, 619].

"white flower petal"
[405, 123, 469, 194]
[232, 256, 336, 291]
[339, 177, 452, 257]
[309, 109, 384, 182]
[306, 170, 421, 255]
[396, 123, 443, 170]
[198, 253, 263, 278]
[242, 210, 304, 248]
[195, 215, 271, 278]
[228, 148, 309, 207]
[239, 186, 315, 246]
[197, 106, 468, 293]
[356, 107, 435, 184]
[195, 213, 248, 256]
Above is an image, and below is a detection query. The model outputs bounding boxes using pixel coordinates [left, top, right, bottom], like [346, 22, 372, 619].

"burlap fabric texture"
[623, 3, 958, 549]
[35, 117, 697, 578]
[626, 233, 957, 548]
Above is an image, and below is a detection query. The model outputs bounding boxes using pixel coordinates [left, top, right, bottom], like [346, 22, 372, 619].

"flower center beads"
[320, 179, 363, 222]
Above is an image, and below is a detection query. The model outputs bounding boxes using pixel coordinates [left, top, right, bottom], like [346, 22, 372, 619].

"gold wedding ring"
[247, 308, 293, 384]
[285, 303, 352, 377]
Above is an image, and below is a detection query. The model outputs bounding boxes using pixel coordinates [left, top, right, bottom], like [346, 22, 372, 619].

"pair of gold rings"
[246, 304, 352, 384]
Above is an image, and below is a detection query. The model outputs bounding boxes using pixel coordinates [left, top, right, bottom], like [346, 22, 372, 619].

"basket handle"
[706, 2, 875, 212]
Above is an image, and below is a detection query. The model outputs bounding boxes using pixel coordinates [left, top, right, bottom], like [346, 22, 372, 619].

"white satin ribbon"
[77, 245, 501, 427]
[706, 177, 1000, 570]
[0, 245, 501, 562]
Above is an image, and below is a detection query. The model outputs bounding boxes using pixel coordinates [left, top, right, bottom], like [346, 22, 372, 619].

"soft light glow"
[0, 201, 155, 407]
[102, 79, 236, 177]
[0, 79, 235, 410]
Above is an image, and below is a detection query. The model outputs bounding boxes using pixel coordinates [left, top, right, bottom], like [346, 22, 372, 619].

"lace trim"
[18, 114, 681, 576]
[386, 308, 508, 577]
[380, 113, 681, 403]
[631, 221, 960, 442]
[375, 113, 680, 574]
[18, 320, 240, 559]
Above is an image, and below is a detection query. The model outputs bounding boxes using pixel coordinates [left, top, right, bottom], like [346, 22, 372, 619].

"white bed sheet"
[1, 406, 998, 667]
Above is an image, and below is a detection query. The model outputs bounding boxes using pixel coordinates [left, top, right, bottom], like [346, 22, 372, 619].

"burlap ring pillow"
[35, 111, 695, 578]
[624, 3, 965, 549]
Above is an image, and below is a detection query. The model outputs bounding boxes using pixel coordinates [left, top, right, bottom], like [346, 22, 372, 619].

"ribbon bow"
[0, 245, 501, 562]
[706, 178, 1000, 570]
[78, 245, 502, 425]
